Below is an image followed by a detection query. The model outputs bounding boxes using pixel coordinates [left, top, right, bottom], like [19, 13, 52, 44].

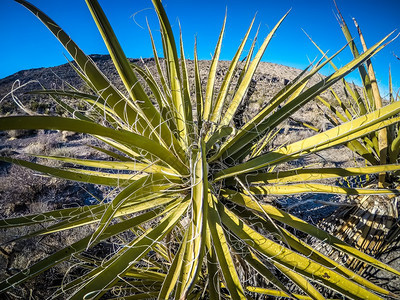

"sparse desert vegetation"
[1, 0, 400, 299]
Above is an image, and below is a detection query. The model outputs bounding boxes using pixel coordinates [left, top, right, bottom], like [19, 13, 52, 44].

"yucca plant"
[309, 3, 400, 171]
[2, 0, 400, 299]
[303, 2, 400, 272]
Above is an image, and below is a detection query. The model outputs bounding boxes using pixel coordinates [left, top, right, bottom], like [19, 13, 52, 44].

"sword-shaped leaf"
[0, 156, 133, 186]
[219, 204, 384, 299]
[69, 198, 189, 300]
[209, 15, 256, 125]
[249, 183, 399, 196]
[231, 205, 393, 297]
[85, 0, 187, 161]
[234, 164, 400, 185]
[0, 116, 189, 175]
[88, 174, 172, 246]
[224, 190, 400, 277]
[14, 0, 145, 131]
[215, 100, 400, 180]
[0, 205, 170, 293]
[151, 0, 190, 150]
[203, 12, 226, 122]
[179, 24, 194, 143]
[33, 154, 180, 177]
[175, 140, 208, 297]
[208, 194, 246, 299]
[219, 10, 290, 128]
[158, 229, 189, 299]
[213, 32, 394, 163]
[7, 195, 175, 241]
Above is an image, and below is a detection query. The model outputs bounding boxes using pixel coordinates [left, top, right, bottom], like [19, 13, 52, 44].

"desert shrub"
[1, 0, 400, 299]
[300, 7, 400, 276]
[7, 129, 37, 139]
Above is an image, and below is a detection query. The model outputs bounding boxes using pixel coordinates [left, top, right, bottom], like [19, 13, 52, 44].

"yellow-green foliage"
[310, 6, 400, 178]
[1, 0, 400, 299]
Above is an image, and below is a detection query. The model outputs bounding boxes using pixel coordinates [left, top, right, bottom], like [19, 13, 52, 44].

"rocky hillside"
[0, 54, 312, 117]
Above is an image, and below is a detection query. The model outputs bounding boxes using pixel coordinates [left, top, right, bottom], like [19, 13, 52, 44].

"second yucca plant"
[305, 2, 400, 272]
[2, 0, 400, 299]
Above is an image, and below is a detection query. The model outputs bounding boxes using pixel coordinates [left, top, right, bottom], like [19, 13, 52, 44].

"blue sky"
[1, 0, 399, 96]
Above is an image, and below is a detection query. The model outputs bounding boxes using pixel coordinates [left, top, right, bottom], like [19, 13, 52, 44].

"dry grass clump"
[0, 162, 105, 299]
[7, 129, 37, 140]
[1, 225, 97, 299]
